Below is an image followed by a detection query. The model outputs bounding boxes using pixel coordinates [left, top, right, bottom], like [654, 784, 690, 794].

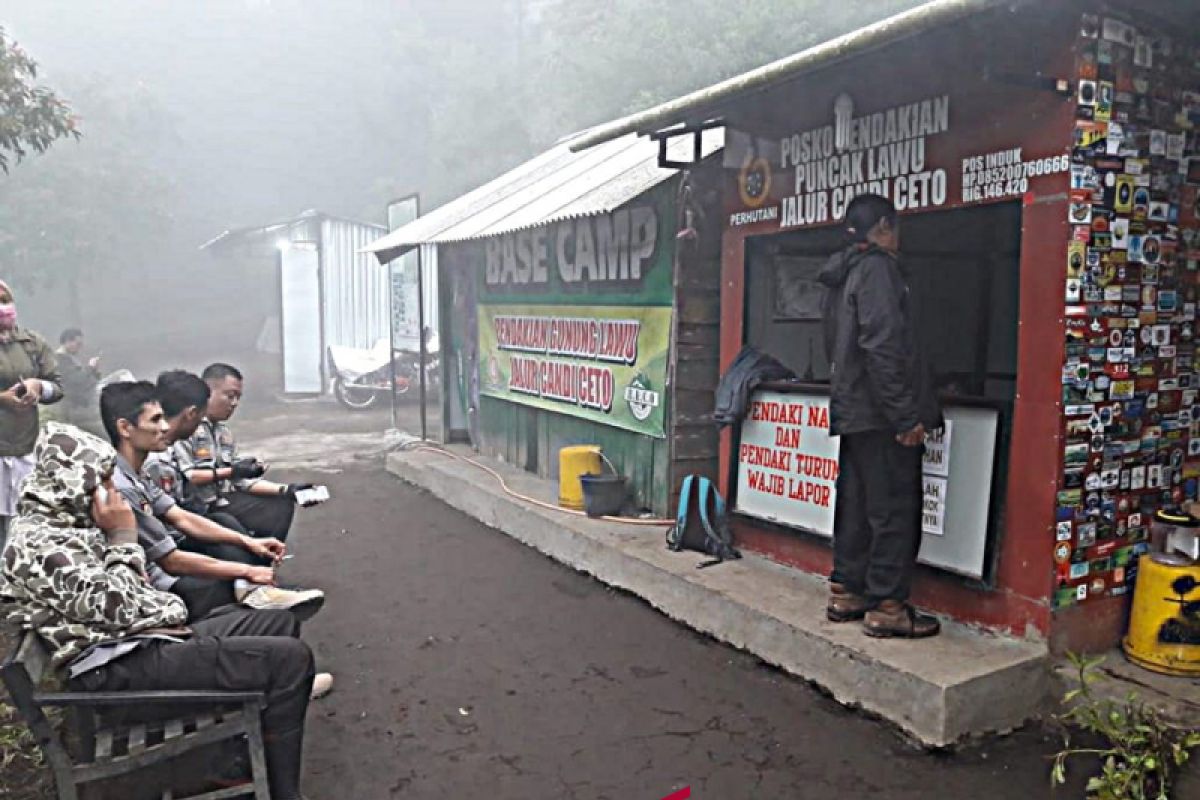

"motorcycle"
[327, 332, 440, 411]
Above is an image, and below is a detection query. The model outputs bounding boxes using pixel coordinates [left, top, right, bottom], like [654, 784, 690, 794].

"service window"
[743, 201, 1022, 403]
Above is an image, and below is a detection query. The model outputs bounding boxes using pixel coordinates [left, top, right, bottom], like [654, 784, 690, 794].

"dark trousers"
[172, 523, 270, 621]
[71, 607, 315, 800]
[830, 430, 924, 603]
[222, 491, 295, 541]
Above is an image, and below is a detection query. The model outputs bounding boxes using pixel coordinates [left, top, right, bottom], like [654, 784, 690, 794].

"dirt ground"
[2, 399, 1197, 798]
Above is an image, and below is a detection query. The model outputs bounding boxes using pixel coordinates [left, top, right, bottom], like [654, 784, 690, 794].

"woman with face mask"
[0, 279, 63, 547]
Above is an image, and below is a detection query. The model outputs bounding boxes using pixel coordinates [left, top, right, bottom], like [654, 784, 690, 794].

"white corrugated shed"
[365, 130, 724, 264]
[320, 217, 391, 350]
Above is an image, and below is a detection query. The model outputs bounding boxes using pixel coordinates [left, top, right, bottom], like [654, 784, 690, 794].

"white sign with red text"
[734, 392, 839, 535]
[733, 390, 998, 579]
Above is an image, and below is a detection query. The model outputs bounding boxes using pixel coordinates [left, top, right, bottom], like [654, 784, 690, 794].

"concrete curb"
[386, 446, 1052, 747]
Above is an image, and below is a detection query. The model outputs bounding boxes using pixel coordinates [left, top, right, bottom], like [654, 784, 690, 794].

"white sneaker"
[310, 672, 334, 700]
[242, 586, 326, 622]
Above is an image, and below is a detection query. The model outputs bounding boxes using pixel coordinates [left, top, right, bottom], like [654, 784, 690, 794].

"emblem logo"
[624, 373, 660, 422]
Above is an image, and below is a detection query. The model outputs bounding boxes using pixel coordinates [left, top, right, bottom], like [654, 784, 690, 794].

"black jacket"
[818, 244, 942, 437]
[713, 346, 795, 428]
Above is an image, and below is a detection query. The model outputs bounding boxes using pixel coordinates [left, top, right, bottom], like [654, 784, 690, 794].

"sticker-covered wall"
[1056, 12, 1200, 610]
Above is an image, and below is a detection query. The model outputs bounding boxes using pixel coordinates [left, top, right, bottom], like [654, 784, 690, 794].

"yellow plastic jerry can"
[1123, 553, 1200, 676]
[559, 446, 602, 510]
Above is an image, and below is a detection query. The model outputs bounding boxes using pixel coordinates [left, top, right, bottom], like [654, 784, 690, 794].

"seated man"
[101, 381, 324, 622]
[0, 422, 316, 800]
[177, 363, 312, 540]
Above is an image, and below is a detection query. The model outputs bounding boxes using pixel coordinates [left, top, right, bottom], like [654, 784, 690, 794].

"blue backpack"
[666, 475, 741, 567]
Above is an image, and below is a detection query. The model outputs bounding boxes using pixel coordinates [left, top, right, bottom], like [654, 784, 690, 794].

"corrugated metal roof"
[365, 130, 723, 263]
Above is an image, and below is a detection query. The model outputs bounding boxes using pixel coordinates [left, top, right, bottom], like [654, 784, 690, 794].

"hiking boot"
[310, 672, 334, 700]
[826, 582, 870, 622]
[862, 600, 941, 639]
[242, 586, 326, 622]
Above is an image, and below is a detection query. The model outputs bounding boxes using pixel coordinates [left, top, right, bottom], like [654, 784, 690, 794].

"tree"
[0, 76, 176, 326]
[0, 26, 78, 172]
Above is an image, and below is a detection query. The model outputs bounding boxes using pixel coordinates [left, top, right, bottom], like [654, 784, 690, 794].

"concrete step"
[385, 445, 1052, 747]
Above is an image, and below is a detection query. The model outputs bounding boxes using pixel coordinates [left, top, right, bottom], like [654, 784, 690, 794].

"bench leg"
[242, 705, 272, 800]
[53, 771, 79, 800]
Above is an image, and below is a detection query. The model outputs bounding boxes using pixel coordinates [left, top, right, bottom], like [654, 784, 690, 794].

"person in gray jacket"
[818, 194, 943, 639]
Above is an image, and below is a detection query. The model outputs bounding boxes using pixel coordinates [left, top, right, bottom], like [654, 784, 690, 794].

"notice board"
[733, 388, 999, 579]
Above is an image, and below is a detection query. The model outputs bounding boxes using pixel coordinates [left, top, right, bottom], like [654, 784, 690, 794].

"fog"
[0, 0, 923, 395]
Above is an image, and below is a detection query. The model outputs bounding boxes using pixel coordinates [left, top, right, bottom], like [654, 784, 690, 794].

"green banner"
[475, 183, 675, 307]
[478, 304, 672, 437]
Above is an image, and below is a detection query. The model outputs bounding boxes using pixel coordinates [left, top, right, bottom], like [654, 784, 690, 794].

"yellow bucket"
[1122, 553, 1200, 676]
[559, 445, 602, 510]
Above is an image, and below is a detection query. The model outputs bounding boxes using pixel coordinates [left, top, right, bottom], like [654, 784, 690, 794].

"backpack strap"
[695, 478, 740, 568]
[666, 474, 695, 551]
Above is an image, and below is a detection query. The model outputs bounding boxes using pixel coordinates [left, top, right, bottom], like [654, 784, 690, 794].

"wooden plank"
[127, 724, 147, 755]
[95, 729, 114, 760]
[196, 713, 215, 731]
[675, 360, 720, 392]
[164, 719, 184, 741]
[672, 432, 719, 461]
[13, 634, 50, 686]
[676, 323, 720, 347]
[677, 291, 721, 325]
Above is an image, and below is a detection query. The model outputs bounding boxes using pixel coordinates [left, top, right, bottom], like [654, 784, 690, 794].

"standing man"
[177, 363, 312, 540]
[818, 194, 943, 639]
[54, 328, 103, 434]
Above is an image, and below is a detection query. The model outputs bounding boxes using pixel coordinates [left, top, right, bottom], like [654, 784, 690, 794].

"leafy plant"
[1052, 653, 1200, 799]
[0, 27, 78, 173]
[0, 700, 43, 771]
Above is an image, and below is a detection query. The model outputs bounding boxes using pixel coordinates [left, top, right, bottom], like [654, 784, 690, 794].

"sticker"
[1133, 187, 1150, 219]
[1096, 81, 1113, 122]
[1077, 583, 1089, 602]
[1114, 175, 1135, 213]
[1078, 522, 1098, 547]
[1152, 325, 1171, 347]
[1111, 217, 1130, 248]
[1148, 203, 1169, 223]
[1066, 279, 1082, 303]
[1101, 18, 1134, 47]
[1068, 241, 1086, 278]
[1129, 235, 1145, 263]
[1070, 561, 1090, 580]
[1080, 13, 1099, 39]
[1055, 542, 1072, 564]
[1133, 34, 1153, 66]
[1149, 130, 1167, 157]
[1057, 521, 1073, 541]
[1167, 134, 1186, 163]
[1069, 190, 1094, 225]
[1110, 380, 1135, 400]
[1078, 80, 1098, 108]
[1131, 466, 1146, 490]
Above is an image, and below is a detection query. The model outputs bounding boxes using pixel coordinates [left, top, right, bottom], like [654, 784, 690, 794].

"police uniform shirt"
[112, 453, 180, 590]
[176, 419, 255, 506]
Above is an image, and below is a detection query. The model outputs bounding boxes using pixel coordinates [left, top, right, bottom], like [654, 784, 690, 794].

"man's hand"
[243, 536, 286, 562]
[92, 480, 137, 543]
[241, 565, 276, 585]
[895, 423, 926, 448]
[231, 457, 266, 481]
[285, 483, 319, 507]
[87, 355, 101, 370]
[0, 379, 39, 409]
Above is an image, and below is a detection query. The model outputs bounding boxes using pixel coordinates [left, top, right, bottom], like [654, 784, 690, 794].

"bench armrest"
[33, 690, 265, 707]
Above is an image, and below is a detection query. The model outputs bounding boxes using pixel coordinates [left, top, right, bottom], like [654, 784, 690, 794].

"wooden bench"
[1, 631, 271, 800]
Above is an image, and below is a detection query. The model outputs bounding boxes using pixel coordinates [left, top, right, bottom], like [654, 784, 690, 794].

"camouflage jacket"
[0, 423, 187, 669]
